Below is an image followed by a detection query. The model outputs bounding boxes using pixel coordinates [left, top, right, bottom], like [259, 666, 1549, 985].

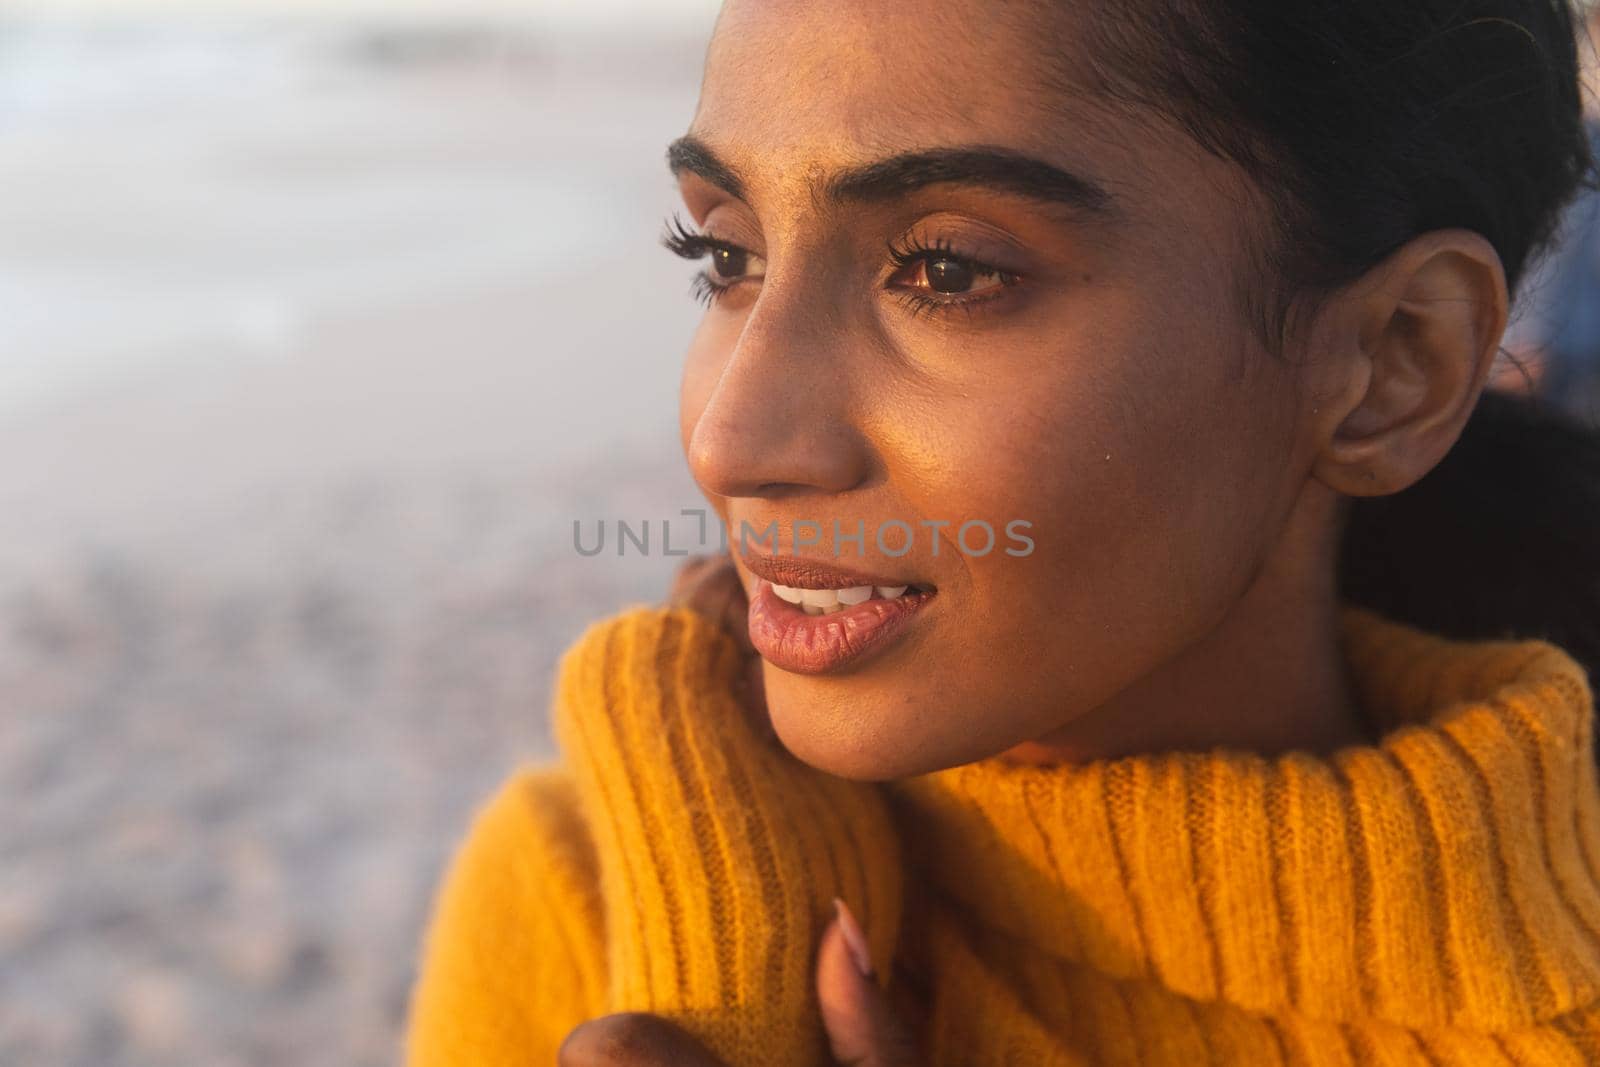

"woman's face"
[674, 0, 1341, 779]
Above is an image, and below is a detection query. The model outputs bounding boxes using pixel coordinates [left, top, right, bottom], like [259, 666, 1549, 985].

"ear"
[1310, 228, 1509, 497]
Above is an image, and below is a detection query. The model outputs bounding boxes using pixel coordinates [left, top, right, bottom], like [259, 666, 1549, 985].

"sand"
[0, 17, 715, 1066]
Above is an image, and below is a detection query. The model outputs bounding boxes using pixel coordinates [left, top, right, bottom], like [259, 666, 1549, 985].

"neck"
[1003, 485, 1372, 765]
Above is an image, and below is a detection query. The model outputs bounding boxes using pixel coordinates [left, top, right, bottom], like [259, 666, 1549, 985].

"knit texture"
[403, 603, 1600, 1065]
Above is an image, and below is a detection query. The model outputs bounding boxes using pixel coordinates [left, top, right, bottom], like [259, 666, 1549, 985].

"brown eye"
[710, 245, 750, 281]
[890, 253, 1007, 298]
[925, 257, 975, 294]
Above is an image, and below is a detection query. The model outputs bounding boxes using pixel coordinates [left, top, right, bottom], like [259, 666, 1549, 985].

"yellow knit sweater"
[403, 603, 1600, 1065]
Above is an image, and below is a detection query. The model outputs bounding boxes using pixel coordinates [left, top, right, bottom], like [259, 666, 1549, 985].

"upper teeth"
[772, 583, 913, 615]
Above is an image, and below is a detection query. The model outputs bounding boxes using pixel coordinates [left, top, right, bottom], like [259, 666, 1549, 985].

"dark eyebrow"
[666, 135, 1118, 220]
[667, 135, 747, 201]
[829, 146, 1118, 219]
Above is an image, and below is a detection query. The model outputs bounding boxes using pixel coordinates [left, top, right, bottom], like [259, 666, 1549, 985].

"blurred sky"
[8, 0, 724, 26]
[0, 2, 727, 554]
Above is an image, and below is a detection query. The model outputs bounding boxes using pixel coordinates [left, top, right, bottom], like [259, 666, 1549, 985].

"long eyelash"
[688, 271, 731, 307]
[895, 289, 1005, 325]
[886, 232, 965, 269]
[661, 212, 714, 260]
[885, 233, 1019, 320]
[884, 233, 1015, 282]
[661, 212, 755, 263]
[663, 212, 745, 308]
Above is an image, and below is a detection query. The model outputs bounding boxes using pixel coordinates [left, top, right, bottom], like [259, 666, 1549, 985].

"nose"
[685, 282, 874, 501]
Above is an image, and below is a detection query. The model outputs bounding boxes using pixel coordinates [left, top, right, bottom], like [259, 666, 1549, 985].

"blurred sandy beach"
[0, 10, 717, 1065]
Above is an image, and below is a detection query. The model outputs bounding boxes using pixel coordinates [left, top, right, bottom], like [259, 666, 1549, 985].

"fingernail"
[832, 896, 875, 978]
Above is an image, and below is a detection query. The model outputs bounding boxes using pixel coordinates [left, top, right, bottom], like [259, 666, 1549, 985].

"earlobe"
[1312, 229, 1508, 498]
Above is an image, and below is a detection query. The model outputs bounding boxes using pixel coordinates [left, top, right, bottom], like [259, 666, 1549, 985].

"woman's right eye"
[706, 244, 764, 284]
[661, 214, 766, 306]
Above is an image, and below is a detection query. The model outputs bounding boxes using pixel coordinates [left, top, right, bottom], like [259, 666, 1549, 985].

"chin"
[771, 720, 916, 781]
[763, 679, 991, 782]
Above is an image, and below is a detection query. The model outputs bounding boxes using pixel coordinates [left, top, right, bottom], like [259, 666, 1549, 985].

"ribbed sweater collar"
[884, 604, 1600, 1031]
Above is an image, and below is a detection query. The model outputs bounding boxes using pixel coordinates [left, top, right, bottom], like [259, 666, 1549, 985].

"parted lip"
[737, 552, 930, 592]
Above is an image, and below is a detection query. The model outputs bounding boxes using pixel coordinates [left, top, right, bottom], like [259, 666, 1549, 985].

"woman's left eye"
[884, 237, 1019, 312]
[890, 253, 1009, 296]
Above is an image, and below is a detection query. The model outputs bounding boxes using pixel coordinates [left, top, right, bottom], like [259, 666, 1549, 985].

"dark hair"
[1076, 1, 1600, 699]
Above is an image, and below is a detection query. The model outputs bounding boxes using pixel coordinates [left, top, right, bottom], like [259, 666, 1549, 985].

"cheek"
[904, 296, 1291, 719]
[886, 292, 1252, 555]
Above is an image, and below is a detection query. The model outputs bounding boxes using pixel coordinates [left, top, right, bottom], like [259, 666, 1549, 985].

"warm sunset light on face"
[671, 0, 1355, 779]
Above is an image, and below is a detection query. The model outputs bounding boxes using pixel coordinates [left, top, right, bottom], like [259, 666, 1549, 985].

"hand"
[666, 552, 772, 744]
[557, 899, 923, 1067]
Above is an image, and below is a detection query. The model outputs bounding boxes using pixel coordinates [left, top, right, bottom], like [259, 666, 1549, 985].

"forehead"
[702, 1, 1060, 126]
[692, 0, 1199, 216]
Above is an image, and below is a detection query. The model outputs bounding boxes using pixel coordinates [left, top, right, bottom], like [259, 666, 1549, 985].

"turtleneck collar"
[884, 603, 1600, 1031]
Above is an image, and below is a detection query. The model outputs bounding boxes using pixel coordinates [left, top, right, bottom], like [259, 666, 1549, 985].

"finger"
[558, 1012, 727, 1067]
[816, 899, 921, 1067]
